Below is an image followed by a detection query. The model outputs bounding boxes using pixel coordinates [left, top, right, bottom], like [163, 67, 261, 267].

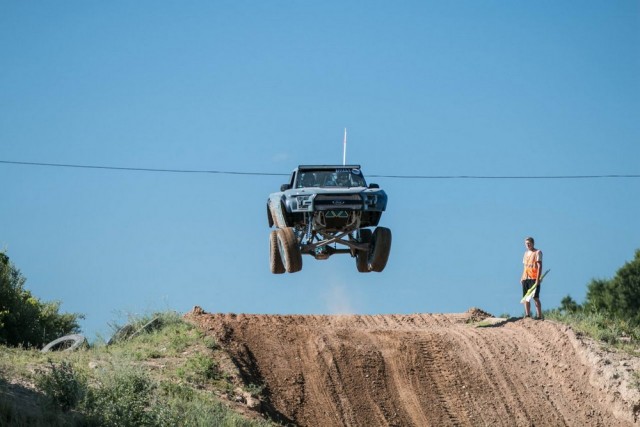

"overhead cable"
[1, 160, 639, 180]
[0, 160, 287, 176]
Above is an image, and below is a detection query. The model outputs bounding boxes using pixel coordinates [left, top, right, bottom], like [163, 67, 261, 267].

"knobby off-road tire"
[368, 227, 392, 272]
[270, 230, 285, 274]
[276, 227, 303, 273]
[356, 228, 373, 273]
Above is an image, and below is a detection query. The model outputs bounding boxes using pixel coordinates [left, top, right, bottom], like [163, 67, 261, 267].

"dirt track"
[187, 308, 640, 427]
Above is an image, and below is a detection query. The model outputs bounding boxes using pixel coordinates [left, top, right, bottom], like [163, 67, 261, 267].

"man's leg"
[524, 301, 531, 317]
[522, 280, 532, 317]
[533, 298, 542, 319]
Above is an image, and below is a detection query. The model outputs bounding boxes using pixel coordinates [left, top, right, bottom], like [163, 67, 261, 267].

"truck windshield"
[297, 170, 366, 188]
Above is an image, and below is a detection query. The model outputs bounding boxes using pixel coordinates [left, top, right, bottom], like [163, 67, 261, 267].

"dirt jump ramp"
[187, 308, 640, 427]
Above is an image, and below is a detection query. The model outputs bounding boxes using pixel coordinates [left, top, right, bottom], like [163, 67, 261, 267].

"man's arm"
[535, 255, 542, 284]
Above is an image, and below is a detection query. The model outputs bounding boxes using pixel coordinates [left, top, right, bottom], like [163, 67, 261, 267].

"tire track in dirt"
[417, 334, 474, 426]
[187, 309, 640, 427]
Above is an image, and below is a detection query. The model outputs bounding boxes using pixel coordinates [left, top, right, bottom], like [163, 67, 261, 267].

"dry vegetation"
[0, 311, 275, 426]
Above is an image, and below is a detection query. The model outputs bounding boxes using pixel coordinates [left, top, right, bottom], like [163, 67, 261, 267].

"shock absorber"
[304, 214, 314, 243]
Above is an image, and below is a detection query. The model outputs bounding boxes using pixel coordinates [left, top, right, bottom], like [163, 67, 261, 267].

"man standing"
[521, 237, 543, 319]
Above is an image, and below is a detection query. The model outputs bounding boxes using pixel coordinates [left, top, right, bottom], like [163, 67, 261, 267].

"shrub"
[36, 360, 86, 412]
[584, 249, 640, 325]
[83, 368, 156, 427]
[0, 252, 83, 348]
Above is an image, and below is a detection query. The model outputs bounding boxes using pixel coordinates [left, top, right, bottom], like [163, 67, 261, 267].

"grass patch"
[177, 352, 221, 386]
[0, 311, 276, 426]
[545, 309, 640, 355]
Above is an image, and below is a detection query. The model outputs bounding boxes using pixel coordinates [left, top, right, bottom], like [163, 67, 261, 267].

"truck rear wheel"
[276, 227, 303, 273]
[368, 227, 392, 272]
[356, 229, 372, 273]
[270, 230, 285, 274]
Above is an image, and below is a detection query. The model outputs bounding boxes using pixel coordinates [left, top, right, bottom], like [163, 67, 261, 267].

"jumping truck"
[267, 165, 391, 273]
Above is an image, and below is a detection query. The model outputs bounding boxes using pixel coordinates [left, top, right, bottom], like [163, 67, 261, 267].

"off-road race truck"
[267, 165, 391, 274]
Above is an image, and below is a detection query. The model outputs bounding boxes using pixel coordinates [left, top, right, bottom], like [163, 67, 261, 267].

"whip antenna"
[342, 128, 347, 165]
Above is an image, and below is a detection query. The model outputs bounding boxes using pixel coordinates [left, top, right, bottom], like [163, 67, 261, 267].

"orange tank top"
[523, 250, 542, 279]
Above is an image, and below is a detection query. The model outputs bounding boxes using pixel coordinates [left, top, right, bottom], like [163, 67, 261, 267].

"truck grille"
[314, 194, 363, 211]
[313, 210, 361, 231]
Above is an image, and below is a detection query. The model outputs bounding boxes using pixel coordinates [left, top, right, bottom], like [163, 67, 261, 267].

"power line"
[368, 174, 640, 180]
[1, 159, 639, 180]
[0, 160, 288, 176]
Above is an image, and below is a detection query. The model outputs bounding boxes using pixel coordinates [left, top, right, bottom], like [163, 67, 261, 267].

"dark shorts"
[522, 279, 541, 299]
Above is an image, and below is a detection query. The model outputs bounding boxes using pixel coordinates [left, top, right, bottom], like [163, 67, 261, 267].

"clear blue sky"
[1, 1, 639, 340]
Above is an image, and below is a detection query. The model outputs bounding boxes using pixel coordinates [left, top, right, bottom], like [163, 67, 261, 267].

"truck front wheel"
[270, 230, 285, 274]
[276, 227, 303, 273]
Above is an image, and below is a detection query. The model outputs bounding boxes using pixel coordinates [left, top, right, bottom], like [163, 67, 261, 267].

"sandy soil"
[186, 308, 640, 427]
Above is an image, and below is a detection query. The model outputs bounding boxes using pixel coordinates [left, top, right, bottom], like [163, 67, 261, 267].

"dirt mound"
[186, 308, 640, 426]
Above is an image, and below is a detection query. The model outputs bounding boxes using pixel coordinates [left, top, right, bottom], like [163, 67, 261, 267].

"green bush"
[584, 249, 640, 325]
[83, 368, 156, 427]
[36, 360, 87, 412]
[0, 252, 83, 348]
